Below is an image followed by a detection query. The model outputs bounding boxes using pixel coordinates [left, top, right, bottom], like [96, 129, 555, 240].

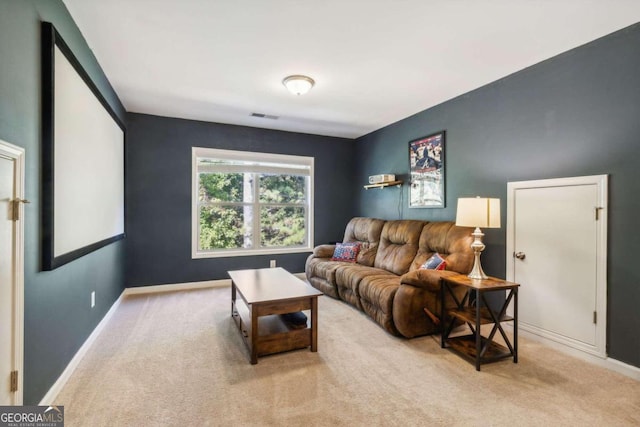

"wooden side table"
[440, 274, 519, 371]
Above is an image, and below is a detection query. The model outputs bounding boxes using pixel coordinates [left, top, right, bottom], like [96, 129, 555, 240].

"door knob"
[514, 252, 526, 260]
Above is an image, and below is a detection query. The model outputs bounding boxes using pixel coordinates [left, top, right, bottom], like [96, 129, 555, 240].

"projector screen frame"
[41, 21, 126, 271]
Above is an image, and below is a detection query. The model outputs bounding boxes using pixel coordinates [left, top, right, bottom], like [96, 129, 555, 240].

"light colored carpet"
[56, 287, 640, 426]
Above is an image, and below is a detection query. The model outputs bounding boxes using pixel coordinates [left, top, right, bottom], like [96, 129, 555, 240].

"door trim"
[506, 175, 608, 359]
[0, 139, 25, 404]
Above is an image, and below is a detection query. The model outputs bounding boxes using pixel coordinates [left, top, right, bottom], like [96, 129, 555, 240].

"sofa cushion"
[306, 257, 342, 284]
[331, 242, 361, 262]
[410, 222, 474, 274]
[343, 217, 386, 267]
[420, 253, 446, 270]
[307, 276, 339, 299]
[335, 265, 395, 310]
[359, 275, 402, 335]
[374, 220, 425, 275]
[441, 225, 475, 273]
[359, 275, 401, 314]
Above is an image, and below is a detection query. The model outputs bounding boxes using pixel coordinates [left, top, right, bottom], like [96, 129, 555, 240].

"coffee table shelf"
[232, 297, 312, 359]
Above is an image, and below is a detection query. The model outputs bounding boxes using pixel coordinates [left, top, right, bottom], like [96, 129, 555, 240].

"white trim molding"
[124, 273, 308, 296]
[1, 139, 25, 405]
[514, 326, 640, 381]
[124, 279, 231, 295]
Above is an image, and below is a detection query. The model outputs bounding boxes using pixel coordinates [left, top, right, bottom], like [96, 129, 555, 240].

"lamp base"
[467, 227, 488, 280]
[468, 253, 488, 280]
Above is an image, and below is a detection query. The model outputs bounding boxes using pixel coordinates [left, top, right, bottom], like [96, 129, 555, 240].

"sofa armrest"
[400, 269, 458, 292]
[312, 244, 336, 259]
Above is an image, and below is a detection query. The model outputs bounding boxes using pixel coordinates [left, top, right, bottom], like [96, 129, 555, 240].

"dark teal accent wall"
[0, 0, 126, 403]
[125, 113, 355, 286]
[354, 24, 640, 368]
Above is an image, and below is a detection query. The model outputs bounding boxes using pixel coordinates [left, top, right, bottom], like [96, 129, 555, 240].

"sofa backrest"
[343, 217, 386, 267]
[409, 221, 475, 274]
[373, 220, 425, 275]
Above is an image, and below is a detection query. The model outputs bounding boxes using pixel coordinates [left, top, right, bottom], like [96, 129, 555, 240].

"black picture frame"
[408, 131, 445, 208]
[41, 22, 126, 271]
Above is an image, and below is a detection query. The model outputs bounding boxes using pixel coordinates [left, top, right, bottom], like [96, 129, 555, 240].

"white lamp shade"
[282, 75, 315, 95]
[455, 197, 501, 228]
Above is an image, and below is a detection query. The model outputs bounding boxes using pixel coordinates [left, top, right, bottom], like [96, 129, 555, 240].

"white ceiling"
[62, 0, 640, 139]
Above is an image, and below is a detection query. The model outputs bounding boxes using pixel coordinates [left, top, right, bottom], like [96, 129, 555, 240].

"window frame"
[192, 147, 314, 259]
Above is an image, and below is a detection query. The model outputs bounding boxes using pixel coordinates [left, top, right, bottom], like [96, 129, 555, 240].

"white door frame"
[506, 175, 608, 358]
[0, 139, 25, 404]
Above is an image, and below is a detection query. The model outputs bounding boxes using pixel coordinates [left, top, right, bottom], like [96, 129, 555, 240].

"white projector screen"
[42, 22, 125, 270]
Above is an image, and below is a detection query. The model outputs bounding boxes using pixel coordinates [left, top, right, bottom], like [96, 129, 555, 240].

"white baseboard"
[123, 279, 231, 295]
[123, 273, 307, 296]
[607, 357, 640, 380]
[516, 327, 640, 381]
[39, 292, 124, 405]
[123, 272, 308, 296]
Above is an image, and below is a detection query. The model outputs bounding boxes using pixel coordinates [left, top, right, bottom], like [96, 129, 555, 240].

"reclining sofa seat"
[394, 221, 475, 337]
[305, 217, 474, 338]
[357, 220, 424, 335]
[306, 217, 385, 299]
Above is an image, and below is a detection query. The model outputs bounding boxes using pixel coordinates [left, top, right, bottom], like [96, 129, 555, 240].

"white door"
[0, 140, 25, 405]
[507, 175, 607, 358]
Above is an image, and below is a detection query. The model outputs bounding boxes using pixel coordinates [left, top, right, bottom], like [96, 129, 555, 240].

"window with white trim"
[192, 147, 314, 258]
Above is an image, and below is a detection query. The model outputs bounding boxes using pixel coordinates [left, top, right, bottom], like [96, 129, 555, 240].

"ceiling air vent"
[251, 112, 279, 120]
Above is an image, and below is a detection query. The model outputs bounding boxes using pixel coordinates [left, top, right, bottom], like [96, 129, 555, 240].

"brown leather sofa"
[305, 217, 475, 338]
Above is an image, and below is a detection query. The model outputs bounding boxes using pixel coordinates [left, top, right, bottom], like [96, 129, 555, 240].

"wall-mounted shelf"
[364, 180, 403, 190]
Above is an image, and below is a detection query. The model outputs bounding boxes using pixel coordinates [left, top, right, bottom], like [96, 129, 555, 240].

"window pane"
[194, 148, 313, 257]
[199, 205, 253, 250]
[260, 206, 306, 247]
[259, 174, 306, 203]
[199, 172, 253, 203]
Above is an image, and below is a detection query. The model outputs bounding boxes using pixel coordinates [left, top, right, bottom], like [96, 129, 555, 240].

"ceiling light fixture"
[282, 75, 315, 95]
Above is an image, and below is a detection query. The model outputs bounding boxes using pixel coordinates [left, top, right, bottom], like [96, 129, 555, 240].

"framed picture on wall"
[409, 131, 445, 208]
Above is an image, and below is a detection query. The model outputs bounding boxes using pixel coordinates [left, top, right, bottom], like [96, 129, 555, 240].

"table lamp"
[455, 197, 501, 280]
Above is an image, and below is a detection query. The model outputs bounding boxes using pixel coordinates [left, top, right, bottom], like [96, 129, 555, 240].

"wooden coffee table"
[228, 267, 323, 364]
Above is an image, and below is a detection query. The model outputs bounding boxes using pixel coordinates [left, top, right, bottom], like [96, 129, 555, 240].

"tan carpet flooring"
[56, 287, 640, 426]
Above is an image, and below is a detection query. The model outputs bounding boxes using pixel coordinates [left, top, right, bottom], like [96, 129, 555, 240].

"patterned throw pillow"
[420, 253, 447, 270]
[331, 242, 361, 263]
